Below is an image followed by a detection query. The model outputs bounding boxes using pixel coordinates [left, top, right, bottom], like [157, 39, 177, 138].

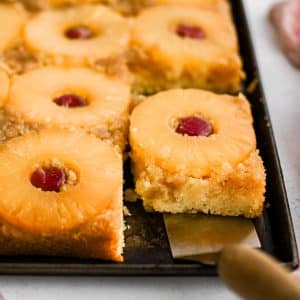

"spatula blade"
[164, 214, 260, 264]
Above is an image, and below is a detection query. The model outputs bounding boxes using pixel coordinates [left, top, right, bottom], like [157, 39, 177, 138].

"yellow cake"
[5, 66, 131, 151]
[129, 5, 244, 95]
[0, 128, 123, 261]
[130, 89, 266, 218]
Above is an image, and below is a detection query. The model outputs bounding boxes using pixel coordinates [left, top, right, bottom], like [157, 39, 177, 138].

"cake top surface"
[130, 89, 256, 178]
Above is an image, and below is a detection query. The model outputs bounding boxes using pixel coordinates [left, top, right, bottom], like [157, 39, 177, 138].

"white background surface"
[0, 0, 299, 299]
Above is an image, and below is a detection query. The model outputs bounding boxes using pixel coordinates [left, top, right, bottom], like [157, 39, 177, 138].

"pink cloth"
[294, 269, 300, 279]
[269, 0, 300, 68]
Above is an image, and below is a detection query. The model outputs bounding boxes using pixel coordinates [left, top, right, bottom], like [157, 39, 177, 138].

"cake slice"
[130, 89, 266, 218]
[24, 4, 130, 67]
[130, 5, 244, 95]
[6, 66, 131, 151]
[0, 128, 123, 261]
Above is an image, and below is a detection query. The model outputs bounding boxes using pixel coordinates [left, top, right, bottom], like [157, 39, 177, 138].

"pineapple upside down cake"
[4, 66, 131, 152]
[129, 4, 244, 95]
[0, 0, 266, 262]
[0, 128, 124, 261]
[0, 4, 131, 74]
[24, 4, 131, 67]
[130, 89, 266, 218]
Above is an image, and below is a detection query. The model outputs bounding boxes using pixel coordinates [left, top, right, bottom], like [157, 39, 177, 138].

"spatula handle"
[218, 245, 300, 300]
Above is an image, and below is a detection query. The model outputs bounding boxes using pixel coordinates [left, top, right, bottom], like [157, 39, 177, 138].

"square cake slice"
[23, 5, 130, 68]
[130, 89, 266, 218]
[4, 66, 130, 152]
[0, 128, 124, 261]
[129, 4, 244, 95]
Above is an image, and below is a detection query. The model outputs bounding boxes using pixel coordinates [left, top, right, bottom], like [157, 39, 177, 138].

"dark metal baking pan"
[0, 0, 298, 275]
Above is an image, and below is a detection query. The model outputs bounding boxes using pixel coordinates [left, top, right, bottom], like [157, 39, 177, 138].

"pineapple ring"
[132, 5, 238, 70]
[7, 66, 130, 130]
[130, 89, 256, 178]
[0, 128, 122, 233]
[0, 4, 27, 52]
[0, 70, 9, 107]
[24, 5, 130, 65]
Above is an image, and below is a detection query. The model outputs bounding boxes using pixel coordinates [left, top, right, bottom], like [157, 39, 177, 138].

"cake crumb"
[131, 94, 147, 109]
[247, 78, 258, 94]
[123, 205, 131, 216]
[124, 188, 139, 202]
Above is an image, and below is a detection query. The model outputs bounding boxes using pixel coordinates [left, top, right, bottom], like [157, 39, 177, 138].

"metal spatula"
[163, 214, 260, 265]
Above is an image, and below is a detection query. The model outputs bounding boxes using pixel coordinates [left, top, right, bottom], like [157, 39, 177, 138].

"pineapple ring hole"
[30, 160, 79, 193]
[64, 25, 96, 40]
[175, 23, 206, 39]
[174, 116, 213, 137]
[53, 94, 88, 108]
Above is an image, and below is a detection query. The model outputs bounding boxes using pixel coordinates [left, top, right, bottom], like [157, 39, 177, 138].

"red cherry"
[54, 94, 87, 108]
[176, 24, 205, 39]
[176, 116, 212, 137]
[65, 25, 93, 40]
[31, 167, 66, 192]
